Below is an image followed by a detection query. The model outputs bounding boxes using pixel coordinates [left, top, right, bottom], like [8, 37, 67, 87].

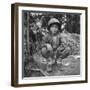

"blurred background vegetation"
[23, 11, 80, 33]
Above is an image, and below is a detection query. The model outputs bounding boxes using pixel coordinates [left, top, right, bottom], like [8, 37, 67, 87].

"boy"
[41, 18, 71, 72]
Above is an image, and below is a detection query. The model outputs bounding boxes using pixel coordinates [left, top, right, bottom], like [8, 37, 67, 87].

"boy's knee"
[41, 46, 47, 57]
[41, 44, 53, 55]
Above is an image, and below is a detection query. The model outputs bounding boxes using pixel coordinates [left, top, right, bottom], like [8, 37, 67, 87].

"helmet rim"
[47, 18, 61, 32]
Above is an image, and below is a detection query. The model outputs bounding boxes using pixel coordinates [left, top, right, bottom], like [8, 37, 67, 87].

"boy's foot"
[46, 64, 52, 72]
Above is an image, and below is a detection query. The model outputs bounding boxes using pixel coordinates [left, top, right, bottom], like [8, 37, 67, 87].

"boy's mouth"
[53, 31, 58, 35]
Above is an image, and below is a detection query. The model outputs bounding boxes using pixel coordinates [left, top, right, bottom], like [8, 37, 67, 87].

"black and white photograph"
[22, 11, 80, 77]
[11, 3, 87, 87]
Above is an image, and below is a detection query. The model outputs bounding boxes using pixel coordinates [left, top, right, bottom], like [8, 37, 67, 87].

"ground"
[24, 55, 80, 77]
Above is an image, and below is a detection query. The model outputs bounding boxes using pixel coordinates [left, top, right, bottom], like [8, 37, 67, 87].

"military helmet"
[48, 18, 61, 31]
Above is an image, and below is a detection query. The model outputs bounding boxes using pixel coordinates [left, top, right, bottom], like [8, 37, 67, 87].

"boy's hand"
[57, 45, 65, 52]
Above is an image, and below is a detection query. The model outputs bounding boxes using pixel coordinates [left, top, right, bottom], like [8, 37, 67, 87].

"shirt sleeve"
[56, 40, 71, 59]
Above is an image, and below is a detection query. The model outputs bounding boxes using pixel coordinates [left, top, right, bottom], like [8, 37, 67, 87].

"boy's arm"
[57, 42, 71, 59]
[41, 34, 51, 47]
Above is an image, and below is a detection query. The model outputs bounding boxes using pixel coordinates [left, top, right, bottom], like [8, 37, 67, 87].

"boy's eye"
[51, 25, 58, 29]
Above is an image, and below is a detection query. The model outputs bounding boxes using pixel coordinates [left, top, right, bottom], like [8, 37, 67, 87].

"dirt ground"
[24, 55, 80, 77]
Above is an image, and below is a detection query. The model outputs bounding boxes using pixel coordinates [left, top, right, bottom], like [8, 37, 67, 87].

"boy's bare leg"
[46, 57, 54, 72]
[56, 57, 64, 71]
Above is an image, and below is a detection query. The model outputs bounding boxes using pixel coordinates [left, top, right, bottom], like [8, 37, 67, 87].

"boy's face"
[50, 24, 59, 35]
